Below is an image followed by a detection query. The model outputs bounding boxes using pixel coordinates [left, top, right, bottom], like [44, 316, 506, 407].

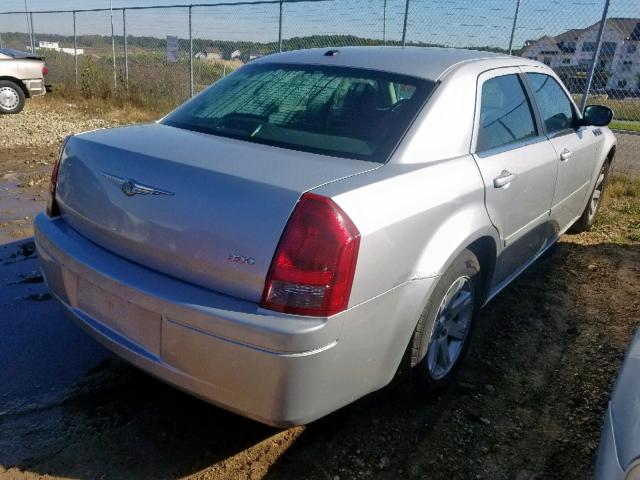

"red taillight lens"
[46, 136, 70, 217]
[260, 192, 360, 317]
[42, 65, 49, 76]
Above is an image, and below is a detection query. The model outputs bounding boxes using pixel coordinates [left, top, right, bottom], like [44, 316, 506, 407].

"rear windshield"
[162, 63, 435, 162]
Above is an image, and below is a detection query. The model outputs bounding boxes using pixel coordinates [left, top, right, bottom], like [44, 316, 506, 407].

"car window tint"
[526, 73, 576, 135]
[477, 74, 538, 152]
[162, 63, 435, 163]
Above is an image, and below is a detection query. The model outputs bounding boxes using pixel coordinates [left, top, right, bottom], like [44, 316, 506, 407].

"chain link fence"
[0, 0, 639, 129]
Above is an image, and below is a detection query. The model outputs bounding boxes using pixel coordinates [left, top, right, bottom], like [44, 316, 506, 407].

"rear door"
[471, 68, 559, 290]
[523, 70, 599, 231]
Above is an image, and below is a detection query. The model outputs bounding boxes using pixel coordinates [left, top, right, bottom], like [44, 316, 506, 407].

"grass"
[37, 91, 163, 125]
[586, 96, 640, 123]
[610, 120, 640, 133]
[43, 50, 235, 115]
[591, 174, 640, 244]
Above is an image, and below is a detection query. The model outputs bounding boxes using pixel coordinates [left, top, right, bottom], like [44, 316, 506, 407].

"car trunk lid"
[55, 123, 379, 302]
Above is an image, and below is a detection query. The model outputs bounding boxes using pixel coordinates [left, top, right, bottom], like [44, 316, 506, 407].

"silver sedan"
[35, 47, 616, 426]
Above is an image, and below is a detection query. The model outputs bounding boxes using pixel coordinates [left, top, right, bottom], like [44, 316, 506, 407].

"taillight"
[46, 136, 70, 217]
[260, 192, 360, 317]
[42, 65, 49, 76]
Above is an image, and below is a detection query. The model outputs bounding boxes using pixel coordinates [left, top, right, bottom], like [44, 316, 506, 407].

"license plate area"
[78, 278, 161, 356]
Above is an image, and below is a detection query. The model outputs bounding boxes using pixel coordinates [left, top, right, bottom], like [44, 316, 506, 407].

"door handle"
[560, 148, 573, 161]
[493, 170, 517, 188]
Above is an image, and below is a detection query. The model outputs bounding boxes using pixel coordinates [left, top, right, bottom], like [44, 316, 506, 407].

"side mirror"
[582, 104, 613, 127]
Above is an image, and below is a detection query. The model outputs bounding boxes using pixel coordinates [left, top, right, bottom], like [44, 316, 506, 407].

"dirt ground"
[0, 97, 639, 480]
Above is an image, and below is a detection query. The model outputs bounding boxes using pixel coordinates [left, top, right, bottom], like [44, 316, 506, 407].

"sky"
[0, 0, 638, 49]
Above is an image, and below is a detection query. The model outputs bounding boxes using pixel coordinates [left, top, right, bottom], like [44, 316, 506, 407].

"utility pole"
[110, 0, 117, 90]
[23, 0, 34, 52]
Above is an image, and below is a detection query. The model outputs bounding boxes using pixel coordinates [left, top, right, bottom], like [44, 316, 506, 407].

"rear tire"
[569, 161, 610, 234]
[0, 80, 26, 114]
[408, 249, 481, 394]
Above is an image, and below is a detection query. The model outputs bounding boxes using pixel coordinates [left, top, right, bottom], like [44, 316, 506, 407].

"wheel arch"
[465, 235, 498, 304]
[411, 202, 500, 304]
[599, 129, 617, 172]
[394, 231, 499, 379]
[583, 130, 617, 203]
[0, 76, 30, 98]
[605, 144, 616, 164]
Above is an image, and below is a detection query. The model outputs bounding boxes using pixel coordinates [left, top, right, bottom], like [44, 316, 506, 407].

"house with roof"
[521, 17, 640, 93]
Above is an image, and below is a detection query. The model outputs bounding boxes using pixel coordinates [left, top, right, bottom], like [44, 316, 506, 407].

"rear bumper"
[23, 78, 46, 97]
[34, 213, 434, 426]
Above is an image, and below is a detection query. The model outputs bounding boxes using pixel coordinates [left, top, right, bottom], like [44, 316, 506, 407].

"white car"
[0, 48, 48, 114]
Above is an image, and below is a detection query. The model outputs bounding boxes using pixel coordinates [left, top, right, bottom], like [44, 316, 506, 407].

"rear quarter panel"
[0, 58, 43, 80]
[313, 154, 498, 383]
[314, 154, 498, 308]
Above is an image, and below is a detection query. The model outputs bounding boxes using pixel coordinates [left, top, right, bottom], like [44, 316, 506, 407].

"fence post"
[73, 11, 78, 88]
[123, 8, 128, 89]
[580, 0, 610, 112]
[508, 0, 521, 55]
[189, 6, 193, 97]
[0, 32, 3, 49]
[23, 2, 31, 52]
[401, 0, 410, 46]
[110, 2, 117, 90]
[383, 0, 387, 45]
[29, 12, 35, 51]
[278, 1, 283, 53]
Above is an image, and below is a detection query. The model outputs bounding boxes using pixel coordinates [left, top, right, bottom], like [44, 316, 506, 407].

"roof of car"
[254, 46, 520, 81]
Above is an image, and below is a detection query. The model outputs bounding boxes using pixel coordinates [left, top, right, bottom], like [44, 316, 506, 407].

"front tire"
[569, 161, 610, 233]
[0, 80, 26, 114]
[409, 249, 481, 393]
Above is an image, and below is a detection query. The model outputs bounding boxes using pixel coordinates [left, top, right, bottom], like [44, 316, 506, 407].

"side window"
[526, 73, 576, 135]
[477, 74, 538, 152]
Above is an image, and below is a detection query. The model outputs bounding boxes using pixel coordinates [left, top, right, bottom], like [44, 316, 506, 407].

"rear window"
[162, 63, 435, 162]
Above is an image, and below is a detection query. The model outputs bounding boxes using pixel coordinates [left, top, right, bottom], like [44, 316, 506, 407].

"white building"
[37, 40, 84, 56]
[194, 47, 223, 61]
[522, 18, 640, 93]
[38, 41, 59, 49]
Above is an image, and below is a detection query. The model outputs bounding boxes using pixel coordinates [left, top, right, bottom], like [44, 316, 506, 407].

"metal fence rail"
[0, 0, 639, 126]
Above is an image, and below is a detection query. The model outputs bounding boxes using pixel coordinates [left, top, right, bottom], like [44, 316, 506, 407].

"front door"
[524, 71, 599, 231]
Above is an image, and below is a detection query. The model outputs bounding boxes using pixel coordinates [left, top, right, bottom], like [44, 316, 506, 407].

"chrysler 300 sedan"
[35, 47, 616, 426]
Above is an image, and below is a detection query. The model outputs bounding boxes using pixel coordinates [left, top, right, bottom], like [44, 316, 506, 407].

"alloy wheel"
[426, 276, 475, 380]
[588, 166, 607, 223]
[0, 86, 19, 111]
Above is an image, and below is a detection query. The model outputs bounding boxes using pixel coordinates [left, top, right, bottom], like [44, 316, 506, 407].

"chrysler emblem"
[121, 180, 135, 196]
[100, 172, 174, 197]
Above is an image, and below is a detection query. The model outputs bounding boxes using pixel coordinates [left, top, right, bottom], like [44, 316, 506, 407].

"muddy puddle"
[0, 171, 47, 245]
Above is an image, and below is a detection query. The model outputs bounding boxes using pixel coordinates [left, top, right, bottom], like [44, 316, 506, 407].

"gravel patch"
[0, 101, 117, 149]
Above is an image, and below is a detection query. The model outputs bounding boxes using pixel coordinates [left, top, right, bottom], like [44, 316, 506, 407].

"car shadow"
[1, 239, 637, 479]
